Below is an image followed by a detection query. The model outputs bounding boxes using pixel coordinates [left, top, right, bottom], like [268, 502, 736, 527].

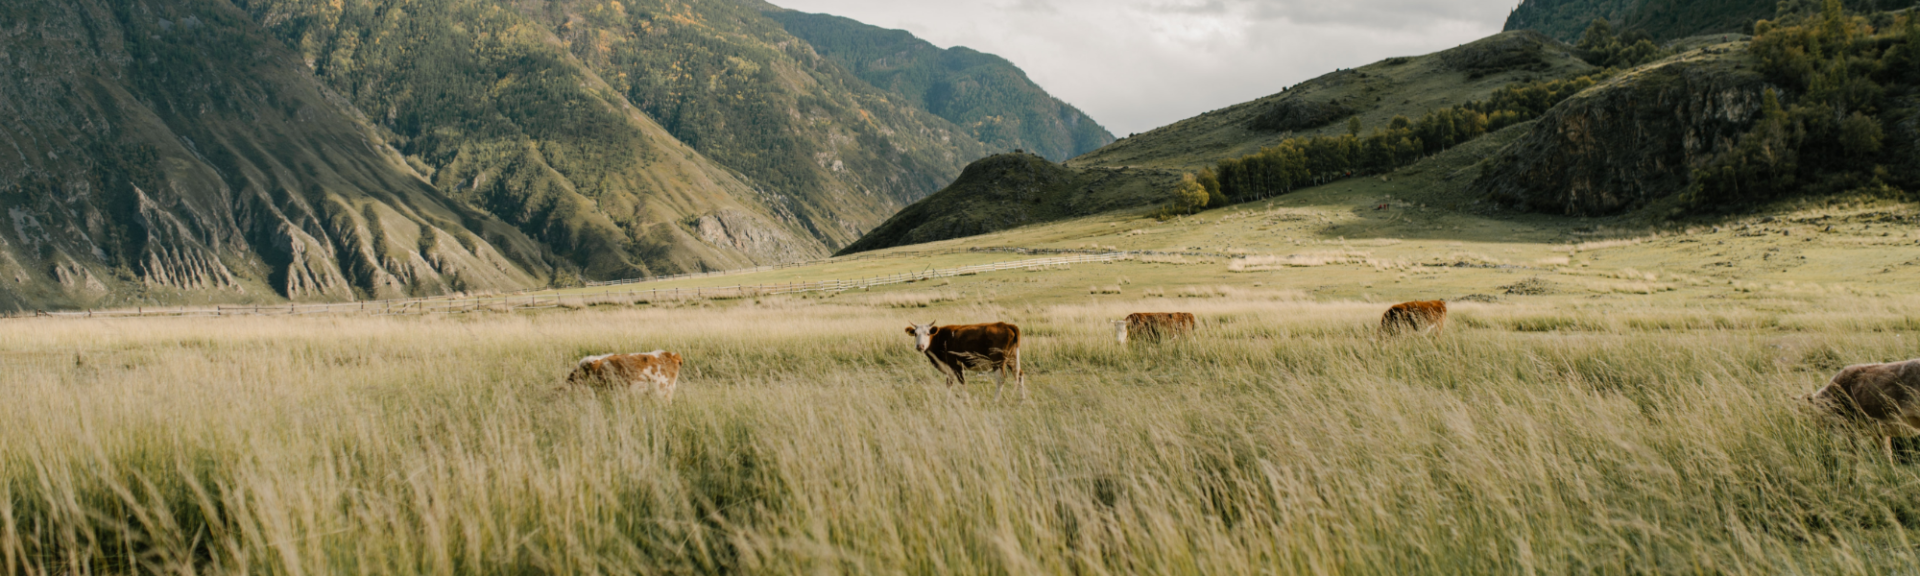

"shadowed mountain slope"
[765, 10, 1116, 162]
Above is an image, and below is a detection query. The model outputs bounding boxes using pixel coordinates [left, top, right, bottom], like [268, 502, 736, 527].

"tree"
[1170, 174, 1209, 214]
[1196, 169, 1226, 207]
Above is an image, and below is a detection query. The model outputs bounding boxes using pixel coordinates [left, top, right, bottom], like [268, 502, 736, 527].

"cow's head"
[906, 321, 939, 352]
[1112, 320, 1129, 343]
[1802, 366, 1872, 421]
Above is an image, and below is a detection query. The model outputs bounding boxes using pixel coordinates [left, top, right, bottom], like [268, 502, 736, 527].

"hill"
[1067, 31, 1595, 171]
[765, 10, 1116, 162]
[840, 31, 1600, 254]
[836, 153, 1177, 254]
[848, 4, 1918, 254]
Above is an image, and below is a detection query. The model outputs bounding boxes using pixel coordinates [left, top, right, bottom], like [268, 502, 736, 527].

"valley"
[6, 1, 1920, 574]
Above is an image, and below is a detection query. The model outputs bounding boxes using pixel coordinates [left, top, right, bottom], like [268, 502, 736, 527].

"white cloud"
[767, 0, 1508, 137]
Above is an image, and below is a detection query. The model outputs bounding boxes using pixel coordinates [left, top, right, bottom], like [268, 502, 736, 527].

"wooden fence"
[23, 253, 1131, 320]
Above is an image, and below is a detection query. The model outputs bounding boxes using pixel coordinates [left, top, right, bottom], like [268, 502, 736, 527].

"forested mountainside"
[765, 10, 1116, 162]
[1483, 4, 1920, 214]
[1504, 0, 1919, 42]
[0, 0, 555, 310]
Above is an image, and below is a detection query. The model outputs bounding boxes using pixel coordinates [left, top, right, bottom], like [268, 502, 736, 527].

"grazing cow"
[1380, 300, 1448, 335]
[906, 321, 1026, 401]
[1805, 359, 1920, 458]
[1114, 312, 1197, 344]
[568, 351, 684, 400]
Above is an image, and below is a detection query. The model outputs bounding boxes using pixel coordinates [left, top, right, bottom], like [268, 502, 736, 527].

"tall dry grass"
[3, 296, 1920, 574]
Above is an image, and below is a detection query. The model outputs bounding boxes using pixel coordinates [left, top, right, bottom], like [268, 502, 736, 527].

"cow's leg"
[1014, 349, 1027, 402]
[992, 365, 1005, 402]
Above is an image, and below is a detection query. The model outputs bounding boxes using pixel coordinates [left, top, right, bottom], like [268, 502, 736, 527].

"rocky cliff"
[1473, 46, 1771, 214]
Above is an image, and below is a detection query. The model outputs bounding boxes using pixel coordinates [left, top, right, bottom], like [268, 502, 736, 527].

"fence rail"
[19, 253, 1132, 320]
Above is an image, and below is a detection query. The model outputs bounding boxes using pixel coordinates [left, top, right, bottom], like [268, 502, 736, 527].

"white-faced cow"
[1805, 359, 1920, 458]
[1113, 312, 1197, 344]
[1380, 300, 1448, 336]
[906, 321, 1026, 401]
[568, 350, 684, 400]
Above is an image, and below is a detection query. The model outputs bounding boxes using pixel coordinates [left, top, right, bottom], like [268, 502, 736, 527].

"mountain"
[1503, 0, 1919, 43]
[0, 0, 555, 310]
[230, 0, 988, 261]
[764, 10, 1117, 162]
[2, 0, 1111, 309]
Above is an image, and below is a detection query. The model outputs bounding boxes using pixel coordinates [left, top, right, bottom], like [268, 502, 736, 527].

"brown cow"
[1805, 359, 1920, 458]
[1380, 300, 1447, 335]
[568, 350, 684, 400]
[1114, 312, 1197, 343]
[906, 321, 1026, 401]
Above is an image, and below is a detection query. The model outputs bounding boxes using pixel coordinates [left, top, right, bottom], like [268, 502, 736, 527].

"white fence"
[24, 253, 1131, 319]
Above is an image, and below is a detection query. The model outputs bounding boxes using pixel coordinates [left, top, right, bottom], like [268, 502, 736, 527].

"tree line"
[1169, 72, 1610, 213]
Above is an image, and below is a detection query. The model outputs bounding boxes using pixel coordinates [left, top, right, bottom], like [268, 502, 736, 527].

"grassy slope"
[1067, 31, 1598, 172]
[583, 117, 1920, 307]
[840, 31, 1598, 255]
[765, 10, 1117, 162]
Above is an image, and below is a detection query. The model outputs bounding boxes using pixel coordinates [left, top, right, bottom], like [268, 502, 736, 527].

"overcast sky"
[771, 0, 1514, 136]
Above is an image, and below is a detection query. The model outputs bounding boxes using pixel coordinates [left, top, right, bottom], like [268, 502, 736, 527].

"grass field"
[11, 144, 1920, 573]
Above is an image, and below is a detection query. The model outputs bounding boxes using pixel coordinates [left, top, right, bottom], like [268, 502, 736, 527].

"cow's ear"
[904, 326, 915, 335]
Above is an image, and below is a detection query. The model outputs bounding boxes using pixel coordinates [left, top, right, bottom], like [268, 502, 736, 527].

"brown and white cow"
[568, 350, 684, 400]
[906, 321, 1026, 401]
[1113, 312, 1197, 344]
[1380, 300, 1447, 335]
[1805, 359, 1920, 458]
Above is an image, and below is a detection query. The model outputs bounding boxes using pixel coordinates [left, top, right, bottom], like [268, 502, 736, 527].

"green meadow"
[10, 162, 1920, 574]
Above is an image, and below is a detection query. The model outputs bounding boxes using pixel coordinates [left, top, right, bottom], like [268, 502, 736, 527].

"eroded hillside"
[0, 0, 554, 310]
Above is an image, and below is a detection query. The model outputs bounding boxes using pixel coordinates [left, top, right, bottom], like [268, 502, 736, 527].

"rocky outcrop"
[694, 210, 820, 265]
[1473, 50, 1771, 215]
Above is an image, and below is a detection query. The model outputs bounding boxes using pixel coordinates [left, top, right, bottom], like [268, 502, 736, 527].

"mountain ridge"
[764, 9, 1116, 162]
